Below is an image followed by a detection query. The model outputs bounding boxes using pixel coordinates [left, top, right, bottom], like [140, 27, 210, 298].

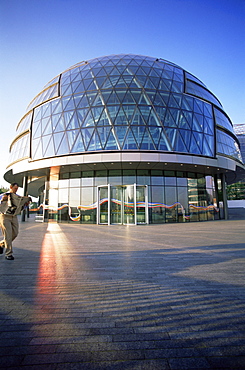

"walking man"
[0, 183, 31, 260]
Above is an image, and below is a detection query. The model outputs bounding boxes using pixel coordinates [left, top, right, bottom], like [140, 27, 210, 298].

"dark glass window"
[186, 80, 222, 108]
[137, 169, 150, 185]
[122, 169, 136, 185]
[70, 175, 81, 187]
[95, 170, 107, 186]
[151, 170, 164, 185]
[81, 172, 94, 186]
[214, 108, 234, 133]
[217, 129, 242, 161]
[16, 111, 33, 135]
[108, 169, 122, 185]
[9, 133, 30, 164]
[150, 186, 165, 224]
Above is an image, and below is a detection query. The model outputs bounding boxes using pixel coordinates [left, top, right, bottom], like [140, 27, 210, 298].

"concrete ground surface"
[0, 216, 245, 370]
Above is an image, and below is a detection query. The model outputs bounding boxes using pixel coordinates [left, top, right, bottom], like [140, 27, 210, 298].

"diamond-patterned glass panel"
[66, 129, 79, 151]
[104, 129, 119, 150]
[123, 129, 138, 150]
[43, 135, 55, 157]
[56, 133, 69, 155]
[87, 130, 103, 151]
[21, 54, 241, 162]
[32, 138, 42, 159]
[71, 131, 85, 153]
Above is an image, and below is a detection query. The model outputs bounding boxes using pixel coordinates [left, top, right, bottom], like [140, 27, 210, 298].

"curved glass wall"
[16, 111, 33, 136]
[30, 55, 217, 160]
[186, 79, 222, 108]
[27, 83, 59, 111]
[216, 129, 242, 161]
[7, 54, 243, 170]
[43, 75, 60, 89]
[9, 133, 30, 164]
[214, 107, 234, 133]
[185, 72, 207, 88]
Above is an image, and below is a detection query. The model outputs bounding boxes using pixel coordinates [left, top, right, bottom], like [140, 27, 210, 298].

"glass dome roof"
[9, 54, 242, 165]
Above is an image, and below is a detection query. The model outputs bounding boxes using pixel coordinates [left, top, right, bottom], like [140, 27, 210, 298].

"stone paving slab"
[0, 217, 245, 369]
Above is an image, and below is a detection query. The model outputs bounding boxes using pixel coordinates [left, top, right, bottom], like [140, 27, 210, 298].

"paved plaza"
[0, 216, 245, 369]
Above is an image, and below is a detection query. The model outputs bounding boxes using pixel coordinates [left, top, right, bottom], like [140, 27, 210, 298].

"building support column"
[213, 175, 219, 219]
[21, 176, 28, 222]
[47, 166, 60, 222]
[221, 173, 229, 220]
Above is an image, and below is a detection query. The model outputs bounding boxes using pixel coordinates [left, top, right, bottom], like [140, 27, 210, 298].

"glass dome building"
[4, 54, 245, 224]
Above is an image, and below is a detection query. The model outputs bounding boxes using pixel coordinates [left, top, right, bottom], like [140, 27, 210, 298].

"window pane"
[70, 178, 81, 187]
[59, 179, 69, 188]
[151, 170, 164, 185]
[94, 170, 107, 186]
[58, 188, 69, 203]
[137, 169, 150, 185]
[69, 187, 80, 207]
[150, 186, 165, 224]
[80, 187, 95, 223]
[177, 177, 187, 186]
[108, 169, 122, 185]
[123, 170, 136, 185]
[165, 177, 176, 186]
[165, 186, 177, 222]
[177, 186, 188, 222]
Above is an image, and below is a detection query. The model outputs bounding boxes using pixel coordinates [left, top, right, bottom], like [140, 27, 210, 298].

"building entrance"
[97, 184, 148, 225]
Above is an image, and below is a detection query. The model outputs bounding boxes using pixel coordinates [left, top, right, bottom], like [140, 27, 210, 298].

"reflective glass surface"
[29, 55, 218, 159]
[186, 79, 222, 108]
[9, 133, 30, 164]
[16, 111, 33, 135]
[9, 54, 241, 165]
[214, 107, 234, 133]
[55, 170, 218, 224]
[216, 129, 242, 161]
[27, 83, 59, 111]
[185, 72, 207, 88]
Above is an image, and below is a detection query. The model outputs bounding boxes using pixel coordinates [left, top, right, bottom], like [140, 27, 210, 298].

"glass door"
[136, 185, 148, 224]
[97, 184, 148, 225]
[111, 186, 122, 224]
[123, 185, 135, 225]
[97, 185, 109, 224]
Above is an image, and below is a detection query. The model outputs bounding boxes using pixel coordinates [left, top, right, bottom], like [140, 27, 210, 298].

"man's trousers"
[0, 214, 19, 257]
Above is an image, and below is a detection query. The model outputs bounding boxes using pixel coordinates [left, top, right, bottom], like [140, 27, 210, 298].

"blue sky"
[0, 0, 244, 187]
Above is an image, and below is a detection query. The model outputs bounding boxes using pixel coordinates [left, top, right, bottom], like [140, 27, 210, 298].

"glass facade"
[5, 54, 245, 225]
[30, 57, 217, 159]
[9, 54, 242, 165]
[54, 170, 218, 224]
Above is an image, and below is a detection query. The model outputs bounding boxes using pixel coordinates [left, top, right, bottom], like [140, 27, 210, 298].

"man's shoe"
[5, 255, 14, 260]
[0, 243, 4, 254]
